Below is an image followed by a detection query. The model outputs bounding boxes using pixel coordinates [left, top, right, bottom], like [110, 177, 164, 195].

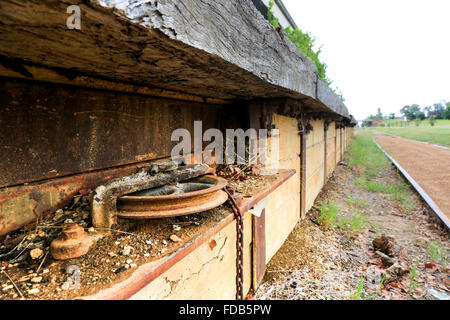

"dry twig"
[1, 269, 23, 298]
[36, 250, 49, 274]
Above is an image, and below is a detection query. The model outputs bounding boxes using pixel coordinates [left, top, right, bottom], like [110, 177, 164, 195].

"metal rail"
[373, 140, 450, 230]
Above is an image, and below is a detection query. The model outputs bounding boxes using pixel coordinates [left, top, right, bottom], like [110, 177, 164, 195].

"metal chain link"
[224, 186, 244, 300]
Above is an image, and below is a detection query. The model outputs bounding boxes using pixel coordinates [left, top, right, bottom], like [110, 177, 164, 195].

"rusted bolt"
[50, 224, 92, 260]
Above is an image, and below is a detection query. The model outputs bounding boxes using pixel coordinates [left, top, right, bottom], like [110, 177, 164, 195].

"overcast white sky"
[283, 0, 450, 120]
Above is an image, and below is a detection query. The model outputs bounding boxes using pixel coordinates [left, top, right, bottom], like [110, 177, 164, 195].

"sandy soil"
[374, 133, 450, 218]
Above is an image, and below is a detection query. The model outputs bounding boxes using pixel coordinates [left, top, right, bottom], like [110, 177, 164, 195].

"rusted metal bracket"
[299, 111, 311, 218]
[297, 112, 313, 135]
[324, 121, 328, 185]
[300, 130, 307, 218]
[324, 119, 331, 131]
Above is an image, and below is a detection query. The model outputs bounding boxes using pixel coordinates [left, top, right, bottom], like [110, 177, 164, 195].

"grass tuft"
[338, 212, 369, 234]
[318, 201, 339, 229]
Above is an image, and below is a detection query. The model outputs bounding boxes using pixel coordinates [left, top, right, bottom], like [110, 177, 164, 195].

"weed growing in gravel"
[318, 201, 339, 228]
[338, 212, 369, 234]
[378, 274, 386, 293]
[347, 132, 417, 212]
[318, 201, 368, 234]
[354, 178, 368, 190]
[428, 242, 440, 263]
[367, 181, 388, 193]
[347, 132, 390, 180]
[375, 224, 381, 235]
[349, 212, 369, 233]
[347, 195, 367, 208]
[409, 262, 418, 293]
[349, 274, 383, 300]
[350, 274, 386, 300]
[428, 242, 448, 269]
[390, 187, 415, 212]
[349, 275, 365, 300]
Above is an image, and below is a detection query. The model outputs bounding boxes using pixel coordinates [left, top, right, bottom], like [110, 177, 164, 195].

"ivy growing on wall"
[267, 1, 345, 102]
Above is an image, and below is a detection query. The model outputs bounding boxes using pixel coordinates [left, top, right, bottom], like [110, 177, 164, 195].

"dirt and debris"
[0, 172, 280, 300]
[255, 162, 449, 300]
[372, 235, 395, 256]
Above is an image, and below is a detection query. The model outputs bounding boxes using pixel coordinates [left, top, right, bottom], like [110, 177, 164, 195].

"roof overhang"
[0, 0, 352, 119]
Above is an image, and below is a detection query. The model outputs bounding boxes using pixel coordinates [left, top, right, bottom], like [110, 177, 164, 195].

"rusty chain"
[224, 186, 244, 300]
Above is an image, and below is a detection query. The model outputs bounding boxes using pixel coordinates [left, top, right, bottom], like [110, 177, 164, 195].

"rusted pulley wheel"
[116, 175, 228, 219]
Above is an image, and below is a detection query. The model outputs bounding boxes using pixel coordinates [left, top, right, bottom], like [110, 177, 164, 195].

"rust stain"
[0, 78, 222, 188]
[209, 239, 217, 251]
[0, 160, 164, 236]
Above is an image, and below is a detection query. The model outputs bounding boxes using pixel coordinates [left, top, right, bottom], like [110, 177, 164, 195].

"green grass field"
[384, 119, 450, 127]
[362, 125, 450, 147]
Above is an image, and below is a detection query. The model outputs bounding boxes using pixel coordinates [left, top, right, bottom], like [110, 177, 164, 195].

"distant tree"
[416, 111, 425, 120]
[429, 115, 436, 126]
[432, 103, 445, 119]
[389, 113, 396, 119]
[361, 120, 372, 127]
[400, 104, 420, 120]
[443, 102, 450, 119]
[414, 118, 421, 126]
[375, 108, 383, 120]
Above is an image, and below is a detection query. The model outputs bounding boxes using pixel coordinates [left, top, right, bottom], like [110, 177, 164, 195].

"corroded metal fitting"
[50, 224, 92, 260]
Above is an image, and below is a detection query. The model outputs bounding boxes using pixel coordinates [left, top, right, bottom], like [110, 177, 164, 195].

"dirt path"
[254, 161, 449, 300]
[374, 133, 450, 219]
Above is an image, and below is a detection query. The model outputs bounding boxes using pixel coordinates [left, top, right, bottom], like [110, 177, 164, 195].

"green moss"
[266, 1, 343, 99]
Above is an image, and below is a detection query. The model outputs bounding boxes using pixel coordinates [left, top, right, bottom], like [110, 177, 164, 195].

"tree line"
[363, 101, 450, 127]
[368, 101, 450, 120]
[399, 101, 450, 120]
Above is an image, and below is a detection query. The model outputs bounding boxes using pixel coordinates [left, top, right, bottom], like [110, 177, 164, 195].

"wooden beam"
[0, 63, 230, 105]
[0, 0, 352, 118]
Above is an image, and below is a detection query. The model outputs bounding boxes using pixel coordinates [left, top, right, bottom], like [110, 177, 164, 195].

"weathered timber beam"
[0, 0, 351, 119]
